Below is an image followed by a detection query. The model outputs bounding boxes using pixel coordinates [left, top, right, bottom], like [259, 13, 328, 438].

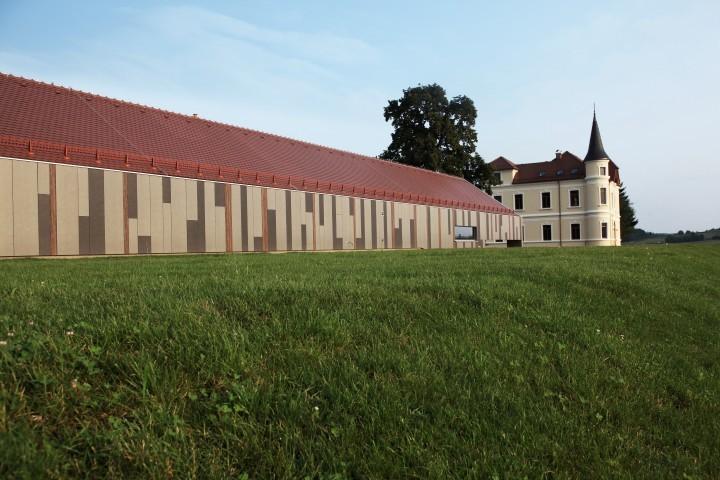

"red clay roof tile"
[490, 152, 620, 185]
[0, 72, 512, 213]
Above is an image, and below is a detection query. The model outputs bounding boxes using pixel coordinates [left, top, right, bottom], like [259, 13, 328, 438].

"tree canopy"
[619, 182, 639, 241]
[380, 84, 497, 193]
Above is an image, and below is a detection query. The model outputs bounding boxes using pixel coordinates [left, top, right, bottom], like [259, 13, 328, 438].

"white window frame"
[568, 189, 581, 208]
[600, 187, 607, 205]
[542, 224, 552, 242]
[454, 225, 477, 242]
[540, 191, 552, 210]
[493, 194, 502, 204]
[601, 222, 608, 239]
[600, 166, 607, 176]
[514, 192, 525, 211]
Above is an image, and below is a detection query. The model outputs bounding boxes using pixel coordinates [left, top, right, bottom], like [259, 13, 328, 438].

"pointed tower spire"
[584, 109, 610, 161]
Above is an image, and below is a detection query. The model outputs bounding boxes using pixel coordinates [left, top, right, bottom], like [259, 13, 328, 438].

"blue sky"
[1, 1, 718, 232]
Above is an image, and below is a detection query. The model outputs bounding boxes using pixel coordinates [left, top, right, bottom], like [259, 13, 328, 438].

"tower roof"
[584, 110, 610, 161]
[488, 156, 518, 171]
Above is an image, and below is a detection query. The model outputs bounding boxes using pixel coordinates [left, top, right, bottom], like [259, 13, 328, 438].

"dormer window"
[539, 171, 546, 177]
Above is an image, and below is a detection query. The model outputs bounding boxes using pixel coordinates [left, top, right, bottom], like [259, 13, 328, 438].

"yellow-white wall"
[491, 161, 620, 247]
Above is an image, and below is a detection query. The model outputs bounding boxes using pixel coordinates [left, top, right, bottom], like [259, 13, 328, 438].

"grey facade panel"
[138, 235, 151, 254]
[240, 186, 248, 252]
[285, 190, 292, 251]
[410, 219, 417, 249]
[187, 181, 206, 253]
[267, 210, 276, 251]
[319, 194, 324, 226]
[395, 219, 402, 249]
[88, 169, 105, 254]
[127, 173, 138, 219]
[162, 177, 171, 203]
[358, 199, 365, 250]
[37, 193, 51, 255]
[214, 182, 225, 207]
[78, 216, 90, 255]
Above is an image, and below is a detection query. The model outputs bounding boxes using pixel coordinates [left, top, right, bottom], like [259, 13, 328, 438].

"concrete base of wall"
[522, 240, 619, 247]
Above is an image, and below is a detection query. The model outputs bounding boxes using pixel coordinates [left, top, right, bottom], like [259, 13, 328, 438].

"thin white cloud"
[0, 5, 389, 155]
[138, 5, 378, 67]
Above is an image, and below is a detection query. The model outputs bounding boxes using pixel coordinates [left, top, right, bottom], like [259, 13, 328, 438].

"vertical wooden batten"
[49, 164, 57, 255]
[261, 188, 269, 252]
[225, 184, 233, 252]
[413, 204, 418, 249]
[122, 172, 129, 254]
[390, 202, 395, 249]
[311, 193, 317, 251]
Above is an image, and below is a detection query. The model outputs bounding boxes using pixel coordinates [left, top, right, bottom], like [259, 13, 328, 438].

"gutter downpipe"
[558, 180, 562, 247]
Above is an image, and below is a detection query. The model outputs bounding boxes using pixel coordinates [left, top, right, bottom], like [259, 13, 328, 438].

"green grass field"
[1, 245, 719, 478]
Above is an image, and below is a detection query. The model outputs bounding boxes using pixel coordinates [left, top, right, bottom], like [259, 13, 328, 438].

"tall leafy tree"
[619, 182, 638, 241]
[380, 84, 497, 192]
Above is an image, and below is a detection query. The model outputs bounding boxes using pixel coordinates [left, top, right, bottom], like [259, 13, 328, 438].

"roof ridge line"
[493, 151, 583, 167]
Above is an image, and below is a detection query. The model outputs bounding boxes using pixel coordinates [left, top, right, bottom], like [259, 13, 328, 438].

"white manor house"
[489, 112, 621, 247]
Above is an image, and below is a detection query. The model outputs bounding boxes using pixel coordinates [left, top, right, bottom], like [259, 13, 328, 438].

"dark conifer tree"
[619, 182, 638, 240]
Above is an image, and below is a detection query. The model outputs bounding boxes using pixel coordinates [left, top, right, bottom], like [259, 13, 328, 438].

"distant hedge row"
[666, 232, 705, 243]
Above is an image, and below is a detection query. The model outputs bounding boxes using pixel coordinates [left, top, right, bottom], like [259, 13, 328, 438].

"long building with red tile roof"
[0, 72, 521, 256]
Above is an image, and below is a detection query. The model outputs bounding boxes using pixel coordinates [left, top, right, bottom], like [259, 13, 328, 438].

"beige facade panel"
[136, 174, 151, 237]
[149, 176, 166, 253]
[416, 205, 426, 249]
[55, 165, 79, 255]
[37, 162, 50, 195]
[0, 158, 14, 256]
[77, 167, 89, 217]
[215, 206, 226, 252]
[129, 218, 138, 254]
[203, 182, 216, 252]
[103, 170, 124, 255]
[291, 191, 302, 251]
[428, 207, 437, 249]
[274, 189, 286, 251]
[251, 186, 262, 244]
[12, 160, 39, 256]
[170, 178, 187, 253]
[162, 203, 172, 253]
[230, 184, 242, 252]
[186, 179, 198, 222]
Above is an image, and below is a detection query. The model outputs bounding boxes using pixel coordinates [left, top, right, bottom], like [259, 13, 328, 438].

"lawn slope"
[1, 245, 719, 478]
